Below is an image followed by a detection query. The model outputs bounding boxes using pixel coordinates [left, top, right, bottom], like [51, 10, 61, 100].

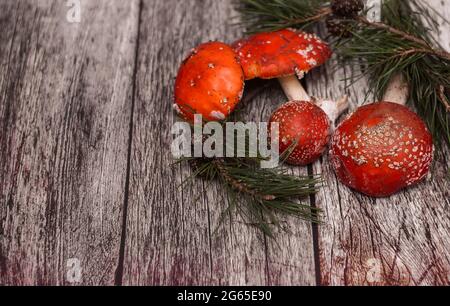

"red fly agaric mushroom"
[270, 101, 330, 165]
[174, 41, 244, 122]
[330, 74, 434, 197]
[270, 98, 349, 166]
[233, 28, 332, 102]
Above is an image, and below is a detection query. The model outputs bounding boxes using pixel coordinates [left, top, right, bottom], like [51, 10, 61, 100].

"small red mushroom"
[233, 29, 332, 101]
[330, 99, 433, 197]
[174, 41, 244, 122]
[270, 101, 330, 165]
[270, 98, 349, 166]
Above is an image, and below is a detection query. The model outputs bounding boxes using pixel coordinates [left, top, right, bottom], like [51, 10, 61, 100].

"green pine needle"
[236, 0, 330, 33]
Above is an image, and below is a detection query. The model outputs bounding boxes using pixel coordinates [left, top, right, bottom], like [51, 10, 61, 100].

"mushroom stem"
[382, 73, 409, 105]
[315, 95, 349, 124]
[278, 75, 311, 101]
[279, 75, 349, 124]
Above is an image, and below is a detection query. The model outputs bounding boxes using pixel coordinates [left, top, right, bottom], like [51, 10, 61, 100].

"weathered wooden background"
[0, 0, 449, 285]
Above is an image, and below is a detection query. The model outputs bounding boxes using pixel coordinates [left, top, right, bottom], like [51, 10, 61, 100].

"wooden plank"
[0, 0, 139, 285]
[123, 0, 266, 286]
[251, 82, 318, 286]
[123, 0, 316, 285]
[235, 80, 317, 285]
[307, 0, 450, 285]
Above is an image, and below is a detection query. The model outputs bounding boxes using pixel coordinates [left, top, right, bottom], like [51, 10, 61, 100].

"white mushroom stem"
[278, 74, 349, 124]
[278, 75, 311, 102]
[382, 73, 409, 106]
[315, 96, 349, 124]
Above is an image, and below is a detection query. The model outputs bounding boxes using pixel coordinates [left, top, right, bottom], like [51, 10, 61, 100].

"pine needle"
[236, 0, 331, 33]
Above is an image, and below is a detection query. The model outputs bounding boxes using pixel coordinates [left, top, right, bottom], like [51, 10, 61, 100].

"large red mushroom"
[330, 74, 434, 197]
[174, 41, 245, 122]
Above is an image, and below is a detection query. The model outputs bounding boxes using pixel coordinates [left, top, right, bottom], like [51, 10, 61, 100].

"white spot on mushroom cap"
[307, 58, 317, 66]
[295, 68, 305, 79]
[297, 44, 316, 58]
[173, 103, 182, 114]
[210, 111, 225, 120]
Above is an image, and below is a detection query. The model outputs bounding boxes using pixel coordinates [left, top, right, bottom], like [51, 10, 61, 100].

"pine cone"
[326, 16, 353, 38]
[331, 0, 364, 18]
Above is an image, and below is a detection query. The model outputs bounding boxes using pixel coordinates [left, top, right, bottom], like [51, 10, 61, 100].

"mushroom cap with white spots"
[175, 42, 245, 122]
[233, 29, 332, 80]
[269, 101, 331, 166]
[330, 101, 433, 198]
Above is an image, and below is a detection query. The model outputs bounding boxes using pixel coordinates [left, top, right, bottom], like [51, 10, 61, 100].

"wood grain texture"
[0, 0, 139, 285]
[122, 0, 316, 285]
[307, 0, 450, 285]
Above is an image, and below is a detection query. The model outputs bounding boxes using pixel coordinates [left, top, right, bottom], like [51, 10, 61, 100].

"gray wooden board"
[0, 0, 139, 285]
[122, 0, 316, 285]
[1, 0, 449, 285]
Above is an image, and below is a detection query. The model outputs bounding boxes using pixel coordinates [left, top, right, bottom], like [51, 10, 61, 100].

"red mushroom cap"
[330, 102, 433, 197]
[269, 101, 331, 166]
[175, 42, 245, 122]
[233, 29, 332, 80]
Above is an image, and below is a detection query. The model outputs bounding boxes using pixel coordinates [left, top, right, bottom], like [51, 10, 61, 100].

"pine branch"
[356, 16, 429, 48]
[355, 16, 450, 61]
[184, 156, 322, 237]
[177, 123, 323, 237]
[236, 0, 330, 33]
[291, 7, 333, 26]
[213, 158, 276, 201]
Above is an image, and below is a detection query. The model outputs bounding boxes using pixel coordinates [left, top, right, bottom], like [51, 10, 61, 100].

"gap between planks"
[114, 0, 144, 286]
